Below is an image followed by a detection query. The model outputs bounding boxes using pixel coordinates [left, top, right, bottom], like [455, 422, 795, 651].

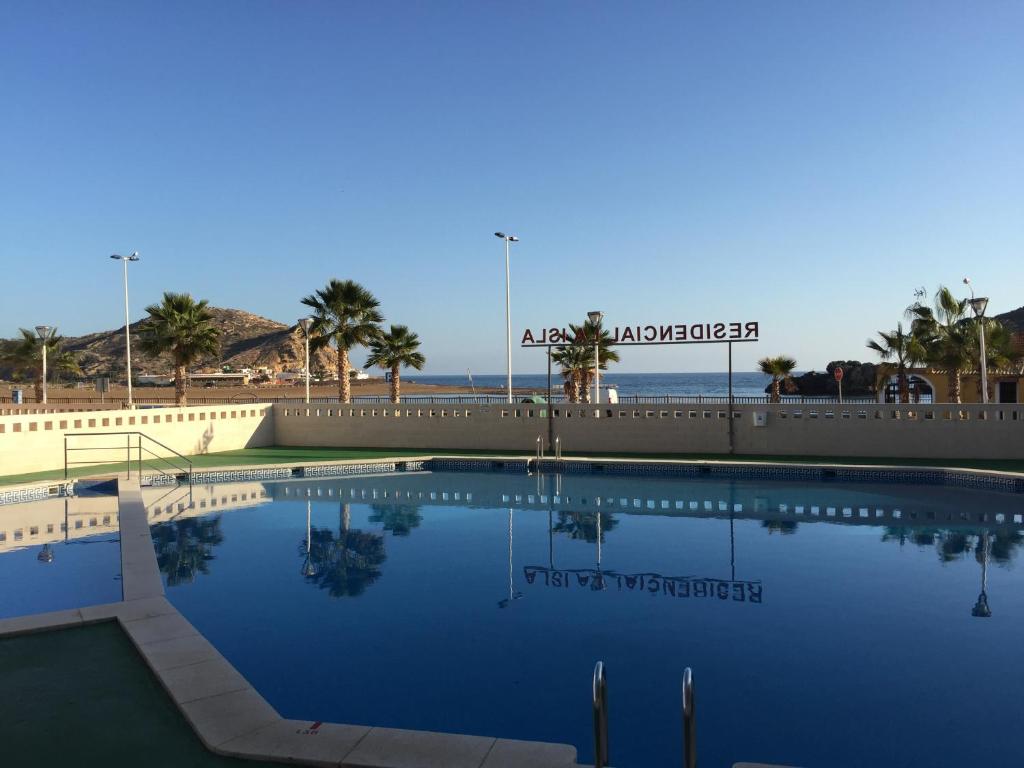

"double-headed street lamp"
[111, 252, 141, 407]
[298, 317, 314, 404]
[588, 311, 604, 404]
[34, 325, 52, 404]
[963, 277, 990, 404]
[494, 232, 519, 404]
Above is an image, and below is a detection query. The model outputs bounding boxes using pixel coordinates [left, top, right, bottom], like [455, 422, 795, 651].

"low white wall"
[272, 402, 1024, 460]
[0, 404, 275, 475]
[3, 400, 1023, 479]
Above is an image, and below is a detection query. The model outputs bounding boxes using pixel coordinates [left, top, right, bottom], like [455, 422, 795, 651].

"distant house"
[879, 367, 1024, 404]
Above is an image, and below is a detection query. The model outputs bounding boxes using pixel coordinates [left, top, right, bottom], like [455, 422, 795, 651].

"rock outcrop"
[765, 360, 878, 397]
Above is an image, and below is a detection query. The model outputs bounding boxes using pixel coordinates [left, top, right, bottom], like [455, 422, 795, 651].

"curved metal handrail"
[682, 666, 696, 768]
[592, 661, 609, 768]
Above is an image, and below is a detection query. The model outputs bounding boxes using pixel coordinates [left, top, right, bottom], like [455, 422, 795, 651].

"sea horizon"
[406, 371, 780, 398]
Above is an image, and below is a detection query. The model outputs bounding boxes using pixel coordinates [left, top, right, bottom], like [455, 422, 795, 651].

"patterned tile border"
[0, 481, 74, 507]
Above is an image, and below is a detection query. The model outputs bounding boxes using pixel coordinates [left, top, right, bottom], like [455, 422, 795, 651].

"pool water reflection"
[148, 472, 1024, 768]
[0, 493, 121, 618]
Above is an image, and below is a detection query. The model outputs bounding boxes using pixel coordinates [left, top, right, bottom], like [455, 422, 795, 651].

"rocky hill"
[62, 307, 338, 377]
[995, 306, 1024, 334]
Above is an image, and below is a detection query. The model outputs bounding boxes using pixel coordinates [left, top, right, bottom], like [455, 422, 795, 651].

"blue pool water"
[0, 494, 122, 618]
[151, 472, 1024, 767]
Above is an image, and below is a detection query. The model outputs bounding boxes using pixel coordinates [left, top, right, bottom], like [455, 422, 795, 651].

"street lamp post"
[963, 277, 990, 404]
[299, 317, 313, 404]
[111, 252, 140, 407]
[34, 325, 52, 404]
[494, 232, 519, 404]
[588, 311, 603, 404]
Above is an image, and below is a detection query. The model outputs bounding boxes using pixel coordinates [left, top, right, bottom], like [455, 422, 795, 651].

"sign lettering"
[521, 321, 759, 347]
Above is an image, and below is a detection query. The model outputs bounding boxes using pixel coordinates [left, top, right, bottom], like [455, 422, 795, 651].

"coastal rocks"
[765, 360, 878, 397]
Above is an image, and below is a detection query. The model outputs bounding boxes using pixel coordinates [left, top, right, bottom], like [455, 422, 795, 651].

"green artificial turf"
[0, 622, 284, 767]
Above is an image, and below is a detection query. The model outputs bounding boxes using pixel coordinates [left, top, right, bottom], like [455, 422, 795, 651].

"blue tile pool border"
[2, 456, 1023, 508]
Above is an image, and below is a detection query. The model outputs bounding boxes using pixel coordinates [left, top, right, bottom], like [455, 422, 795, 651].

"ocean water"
[409, 372, 771, 398]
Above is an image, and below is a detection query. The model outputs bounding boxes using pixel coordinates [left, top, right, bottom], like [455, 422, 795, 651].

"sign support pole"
[727, 341, 734, 454]
[547, 345, 554, 456]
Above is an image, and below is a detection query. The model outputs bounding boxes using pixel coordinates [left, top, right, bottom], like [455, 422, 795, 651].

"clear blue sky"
[2, 1, 1021, 374]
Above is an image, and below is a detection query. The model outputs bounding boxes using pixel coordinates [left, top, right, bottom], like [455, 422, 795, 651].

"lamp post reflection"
[972, 532, 992, 618]
[499, 508, 523, 608]
[301, 499, 318, 578]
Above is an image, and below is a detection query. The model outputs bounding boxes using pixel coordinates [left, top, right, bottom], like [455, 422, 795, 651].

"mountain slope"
[63, 307, 338, 377]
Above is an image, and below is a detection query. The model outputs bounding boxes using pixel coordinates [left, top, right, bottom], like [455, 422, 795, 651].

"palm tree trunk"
[949, 369, 962, 404]
[898, 368, 909, 404]
[581, 371, 592, 403]
[175, 364, 187, 407]
[390, 365, 400, 404]
[340, 503, 350, 534]
[34, 370, 43, 403]
[340, 348, 351, 404]
[771, 377, 781, 403]
[570, 373, 581, 403]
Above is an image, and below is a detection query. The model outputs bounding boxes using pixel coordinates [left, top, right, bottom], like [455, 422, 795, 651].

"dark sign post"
[834, 366, 844, 405]
[522, 320, 760, 454]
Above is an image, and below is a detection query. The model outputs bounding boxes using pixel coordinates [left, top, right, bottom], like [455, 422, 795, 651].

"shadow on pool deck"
[0, 621, 285, 767]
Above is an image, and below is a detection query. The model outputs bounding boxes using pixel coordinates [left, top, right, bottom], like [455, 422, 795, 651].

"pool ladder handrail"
[592, 661, 609, 768]
[683, 666, 696, 768]
[555, 435, 562, 460]
[535, 436, 544, 461]
[589, 664, 696, 768]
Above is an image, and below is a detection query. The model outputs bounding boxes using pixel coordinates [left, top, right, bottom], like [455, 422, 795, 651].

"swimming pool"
[0, 492, 122, 618]
[149, 471, 1024, 767]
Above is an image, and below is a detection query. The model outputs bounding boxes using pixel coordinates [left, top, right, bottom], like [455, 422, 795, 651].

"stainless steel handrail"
[555, 435, 562, 460]
[593, 661, 609, 768]
[64, 431, 193, 490]
[682, 667, 696, 768]
[535, 436, 543, 461]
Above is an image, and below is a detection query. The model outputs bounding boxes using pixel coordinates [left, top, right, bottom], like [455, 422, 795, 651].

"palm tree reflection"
[368, 504, 423, 536]
[552, 510, 617, 543]
[152, 516, 224, 586]
[300, 503, 386, 597]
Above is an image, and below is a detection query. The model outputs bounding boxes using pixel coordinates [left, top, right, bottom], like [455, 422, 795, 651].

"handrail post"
[682, 667, 696, 768]
[592, 661, 608, 768]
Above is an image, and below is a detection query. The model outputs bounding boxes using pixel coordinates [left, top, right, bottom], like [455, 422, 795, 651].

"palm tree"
[907, 286, 972, 403]
[972, 320, 1022, 400]
[138, 292, 220, 406]
[1, 328, 81, 401]
[301, 279, 383, 403]
[552, 343, 590, 402]
[866, 323, 926, 403]
[364, 325, 425, 403]
[552, 320, 621, 403]
[758, 355, 797, 403]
